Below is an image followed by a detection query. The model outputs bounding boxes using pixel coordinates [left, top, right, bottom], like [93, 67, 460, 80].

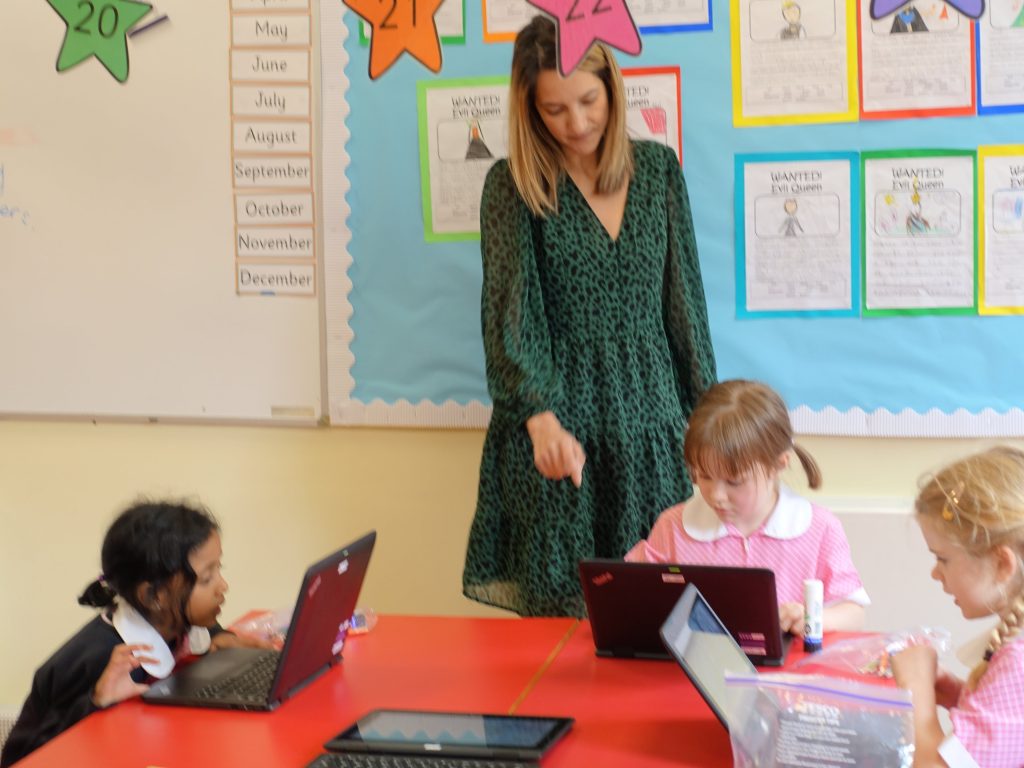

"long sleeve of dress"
[479, 161, 564, 426]
[660, 148, 717, 416]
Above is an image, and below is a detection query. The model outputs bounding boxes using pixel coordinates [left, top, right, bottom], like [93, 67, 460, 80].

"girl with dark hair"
[1, 500, 271, 767]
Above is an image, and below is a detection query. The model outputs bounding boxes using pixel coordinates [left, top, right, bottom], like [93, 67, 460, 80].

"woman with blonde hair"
[462, 15, 717, 617]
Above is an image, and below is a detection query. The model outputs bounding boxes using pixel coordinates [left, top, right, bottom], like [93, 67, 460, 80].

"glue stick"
[803, 578, 823, 653]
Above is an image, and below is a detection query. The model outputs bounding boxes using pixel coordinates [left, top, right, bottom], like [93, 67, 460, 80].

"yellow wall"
[0, 419, 1014, 706]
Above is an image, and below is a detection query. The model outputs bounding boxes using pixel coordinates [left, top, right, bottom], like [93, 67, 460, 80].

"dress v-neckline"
[566, 174, 630, 245]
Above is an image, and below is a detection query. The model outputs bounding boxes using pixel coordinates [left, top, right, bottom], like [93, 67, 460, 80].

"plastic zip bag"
[231, 607, 294, 648]
[725, 672, 915, 767]
[232, 606, 377, 647]
[794, 627, 952, 678]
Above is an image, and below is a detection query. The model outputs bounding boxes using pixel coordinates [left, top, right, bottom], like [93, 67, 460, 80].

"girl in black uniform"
[2, 500, 270, 766]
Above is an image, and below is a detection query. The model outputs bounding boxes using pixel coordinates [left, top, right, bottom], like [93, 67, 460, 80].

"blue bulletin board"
[321, 0, 1024, 437]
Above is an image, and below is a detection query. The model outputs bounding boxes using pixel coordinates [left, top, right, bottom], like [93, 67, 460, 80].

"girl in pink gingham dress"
[626, 379, 868, 634]
[893, 446, 1024, 768]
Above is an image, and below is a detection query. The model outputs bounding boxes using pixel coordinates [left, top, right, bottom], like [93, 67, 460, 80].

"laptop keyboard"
[193, 650, 279, 704]
[306, 754, 535, 768]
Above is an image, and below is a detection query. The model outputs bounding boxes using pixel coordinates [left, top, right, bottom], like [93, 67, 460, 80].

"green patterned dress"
[463, 140, 717, 617]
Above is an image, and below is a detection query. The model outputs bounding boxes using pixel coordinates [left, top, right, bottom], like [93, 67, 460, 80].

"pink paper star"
[526, 0, 642, 77]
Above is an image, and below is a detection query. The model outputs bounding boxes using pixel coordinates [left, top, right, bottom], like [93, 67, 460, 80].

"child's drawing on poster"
[734, 0, 855, 123]
[979, 148, 1024, 313]
[418, 79, 509, 240]
[873, 185, 961, 237]
[863, 152, 976, 314]
[860, 1, 974, 117]
[979, 0, 1024, 111]
[738, 154, 857, 315]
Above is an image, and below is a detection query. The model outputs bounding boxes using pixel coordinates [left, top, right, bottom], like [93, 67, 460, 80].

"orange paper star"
[344, 0, 443, 79]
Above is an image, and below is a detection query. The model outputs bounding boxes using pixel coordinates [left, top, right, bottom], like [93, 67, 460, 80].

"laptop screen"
[270, 531, 376, 702]
[660, 584, 757, 730]
[326, 710, 574, 759]
[579, 559, 787, 663]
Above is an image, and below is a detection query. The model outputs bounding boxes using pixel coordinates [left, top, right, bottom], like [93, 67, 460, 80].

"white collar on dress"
[681, 483, 813, 541]
[109, 598, 211, 679]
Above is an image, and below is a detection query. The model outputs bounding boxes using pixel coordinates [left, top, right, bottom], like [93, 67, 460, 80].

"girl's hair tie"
[77, 574, 117, 608]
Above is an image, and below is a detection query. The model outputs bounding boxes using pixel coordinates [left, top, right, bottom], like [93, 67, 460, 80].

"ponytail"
[793, 443, 822, 490]
[77, 576, 116, 608]
[967, 593, 1024, 691]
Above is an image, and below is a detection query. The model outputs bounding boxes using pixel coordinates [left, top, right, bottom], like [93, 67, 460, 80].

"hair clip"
[937, 479, 965, 524]
[948, 484, 961, 506]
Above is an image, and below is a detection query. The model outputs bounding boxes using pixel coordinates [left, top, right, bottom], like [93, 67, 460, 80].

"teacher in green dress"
[462, 15, 717, 617]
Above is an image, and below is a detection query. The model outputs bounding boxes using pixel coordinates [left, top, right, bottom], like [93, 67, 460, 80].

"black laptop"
[143, 530, 376, 711]
[659, 582, 758, 731]
[307, 709, 574, 767]
[579, 559, 792, 665]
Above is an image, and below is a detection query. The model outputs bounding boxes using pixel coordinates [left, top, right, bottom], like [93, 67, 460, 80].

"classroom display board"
[7, 0, 1024, 433]
[0, 0, 322, 423]
[323, 0, 1024, 436]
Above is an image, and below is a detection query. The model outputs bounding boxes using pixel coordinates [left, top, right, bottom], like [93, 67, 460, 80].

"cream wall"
[0, 420, 1018, 708]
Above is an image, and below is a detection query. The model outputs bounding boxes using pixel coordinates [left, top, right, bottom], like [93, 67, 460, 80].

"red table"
[512, 621, 867, 768]
[12, 615, 577, 768]
[11, 615, 872, 768]
[511, 620, 733, 767]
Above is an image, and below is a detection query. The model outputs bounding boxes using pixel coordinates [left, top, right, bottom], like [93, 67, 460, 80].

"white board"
[0, 0, 322, 422]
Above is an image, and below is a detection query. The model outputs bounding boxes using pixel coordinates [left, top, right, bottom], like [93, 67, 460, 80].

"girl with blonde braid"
[893, 446, 1024, 768]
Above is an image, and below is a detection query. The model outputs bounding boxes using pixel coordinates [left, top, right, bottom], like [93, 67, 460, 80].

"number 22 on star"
[565, 0, 611, 22]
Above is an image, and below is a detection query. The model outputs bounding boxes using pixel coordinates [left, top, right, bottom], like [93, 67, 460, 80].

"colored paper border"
[735, 152, 861, 318]
[860, 148, 978, 317]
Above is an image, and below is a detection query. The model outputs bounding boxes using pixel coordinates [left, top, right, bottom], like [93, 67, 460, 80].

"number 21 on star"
[376, 0, 418, 30]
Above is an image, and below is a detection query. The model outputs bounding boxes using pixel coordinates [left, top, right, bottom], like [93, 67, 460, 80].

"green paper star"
[46, 0, 152, 83]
